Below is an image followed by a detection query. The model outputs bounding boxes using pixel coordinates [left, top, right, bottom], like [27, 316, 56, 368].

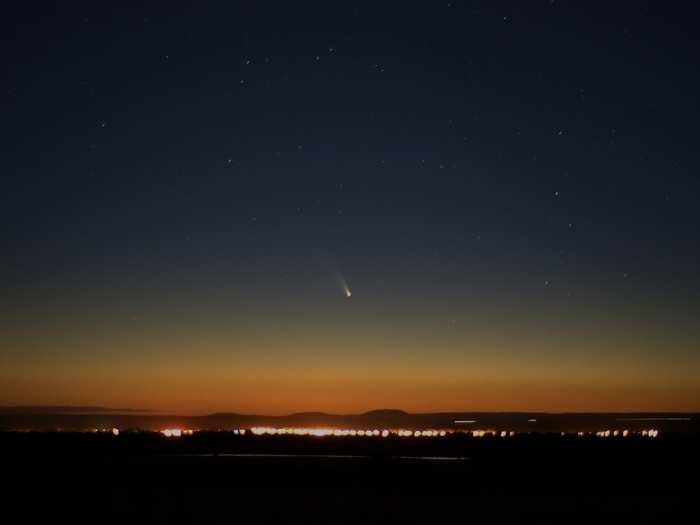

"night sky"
[2, 1, 699, 414]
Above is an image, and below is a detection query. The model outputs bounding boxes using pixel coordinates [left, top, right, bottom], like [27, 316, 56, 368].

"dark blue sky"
[2, 1, 699, 413]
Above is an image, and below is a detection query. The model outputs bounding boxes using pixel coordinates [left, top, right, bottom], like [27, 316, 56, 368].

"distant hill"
[0, 406, 149, 414]
[0, 406, 697, 433]
[362, 409, 408, 417]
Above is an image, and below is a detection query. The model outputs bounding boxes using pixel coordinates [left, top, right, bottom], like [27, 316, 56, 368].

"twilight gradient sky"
[2, 1, 699, 414]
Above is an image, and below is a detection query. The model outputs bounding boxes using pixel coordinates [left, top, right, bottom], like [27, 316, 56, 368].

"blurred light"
[310, 428, 332, 437]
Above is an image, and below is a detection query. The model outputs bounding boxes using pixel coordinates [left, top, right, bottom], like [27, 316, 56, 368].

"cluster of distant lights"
[590, 429, 659, 438]
[62, 426, 665, 439]
[248, 427, 447, 437]
[149, 427, 660, 438]
[160, 429, 194, 437]
[42, 426, 661, 439]
[24, 426, 664, 439]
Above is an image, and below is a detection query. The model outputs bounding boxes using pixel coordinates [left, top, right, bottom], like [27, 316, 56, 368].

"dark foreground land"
[3, 432, 698, 524]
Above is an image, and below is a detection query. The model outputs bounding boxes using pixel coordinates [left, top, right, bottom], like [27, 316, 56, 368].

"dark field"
[3, 431, 697, 524]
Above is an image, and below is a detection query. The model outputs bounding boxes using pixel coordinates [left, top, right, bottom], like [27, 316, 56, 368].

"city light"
[246, 427, 455, 438]
[160, 429, 193, 437]
[149, 427, 659, 439]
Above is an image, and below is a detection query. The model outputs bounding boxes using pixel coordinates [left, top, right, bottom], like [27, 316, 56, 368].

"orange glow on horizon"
[2, 346, 699, 414]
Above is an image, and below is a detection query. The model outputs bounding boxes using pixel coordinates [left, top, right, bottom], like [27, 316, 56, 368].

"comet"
[334, 271, 352, 299]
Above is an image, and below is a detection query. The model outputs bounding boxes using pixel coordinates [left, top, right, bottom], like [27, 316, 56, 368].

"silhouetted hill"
[0, 406, 149, 414]
[362, 409, 408, 417]
[0, 407, 697, 433]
